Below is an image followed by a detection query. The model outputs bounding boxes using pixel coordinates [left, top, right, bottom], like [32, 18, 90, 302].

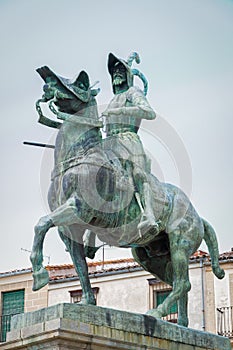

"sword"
[23, 141, 55, 149]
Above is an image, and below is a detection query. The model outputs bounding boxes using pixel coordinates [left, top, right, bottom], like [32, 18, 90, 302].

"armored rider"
[102, 52, 160, 235]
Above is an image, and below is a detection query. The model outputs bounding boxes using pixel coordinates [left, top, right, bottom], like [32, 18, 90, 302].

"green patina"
[30, 52, 224, 328]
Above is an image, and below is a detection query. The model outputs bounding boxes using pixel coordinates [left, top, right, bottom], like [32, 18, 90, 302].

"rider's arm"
[103, 87, 156, 120]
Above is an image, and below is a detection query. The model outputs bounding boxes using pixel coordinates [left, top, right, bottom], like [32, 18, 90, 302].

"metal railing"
[0, 313, 21, 342]
[162, 312, 178, 323]
[0, 314, 12, 342]
[217, 306, 233, 338]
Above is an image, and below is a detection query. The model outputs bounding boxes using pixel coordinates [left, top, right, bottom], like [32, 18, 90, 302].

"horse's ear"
[75, 71, 90, 90]
[36, 66, 57, 82]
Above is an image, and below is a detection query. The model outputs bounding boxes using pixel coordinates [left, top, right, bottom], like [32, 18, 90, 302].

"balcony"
[0, 314, 12, 342]
[162, 312, 178, 323]
[0, 313, 21, 342]
[217, 306, 233, 338]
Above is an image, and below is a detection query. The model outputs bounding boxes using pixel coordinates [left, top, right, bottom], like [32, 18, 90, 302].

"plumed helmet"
[107, 52, 148, 95]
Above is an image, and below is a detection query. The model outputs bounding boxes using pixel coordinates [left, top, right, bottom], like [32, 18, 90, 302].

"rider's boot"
[137, 182, 160, 235]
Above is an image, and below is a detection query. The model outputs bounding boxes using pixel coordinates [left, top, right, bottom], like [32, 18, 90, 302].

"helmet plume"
[127, 52, 140, 67]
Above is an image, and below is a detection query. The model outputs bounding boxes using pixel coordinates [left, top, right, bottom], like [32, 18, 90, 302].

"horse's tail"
[202, 218, 225, 279]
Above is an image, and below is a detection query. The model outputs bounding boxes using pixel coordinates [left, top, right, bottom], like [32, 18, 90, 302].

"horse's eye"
[43, 84, 49, 91]
[79, 83, 85, 89]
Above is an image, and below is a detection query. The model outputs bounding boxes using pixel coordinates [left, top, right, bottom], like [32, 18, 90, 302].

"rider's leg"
[133, 165, 160, 233]
[139, 181, 158, 226]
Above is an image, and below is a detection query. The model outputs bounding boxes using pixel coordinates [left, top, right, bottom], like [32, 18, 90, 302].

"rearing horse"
[30, 66, 224, 327]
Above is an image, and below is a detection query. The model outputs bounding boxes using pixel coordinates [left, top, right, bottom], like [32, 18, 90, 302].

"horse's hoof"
[214, 267, 225, 279]
[146, 308, 163, 319]
[84, 245, 100, 260]
[79, 296, 96, 306]
[178, 317, 188, 327]
[32, 268, 49, 291]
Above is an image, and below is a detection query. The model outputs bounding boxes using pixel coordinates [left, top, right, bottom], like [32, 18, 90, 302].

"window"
[69, 287, 99, 304]
[1, 289, 25, 342]
[148, 278, 178, 323]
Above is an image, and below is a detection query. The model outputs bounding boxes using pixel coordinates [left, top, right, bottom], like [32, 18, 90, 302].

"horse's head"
[36, 66, 100, 116]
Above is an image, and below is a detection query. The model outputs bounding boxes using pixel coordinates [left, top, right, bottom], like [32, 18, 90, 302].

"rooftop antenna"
[21, 248, 51, 265]
[102, 243, 105, 270]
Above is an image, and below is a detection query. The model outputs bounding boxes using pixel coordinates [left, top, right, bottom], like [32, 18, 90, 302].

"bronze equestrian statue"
[30, 53, 224, 327]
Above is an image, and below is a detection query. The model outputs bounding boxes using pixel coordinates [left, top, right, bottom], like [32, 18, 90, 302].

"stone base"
[1, 303, 231, 350]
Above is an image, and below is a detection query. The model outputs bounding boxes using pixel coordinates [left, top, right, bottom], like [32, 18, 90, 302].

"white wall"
[214, 268, 230, 308]
[48, 270, 151, 314]
[188, 265, 204, 330]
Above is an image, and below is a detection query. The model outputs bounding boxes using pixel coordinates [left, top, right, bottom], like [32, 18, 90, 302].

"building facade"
[0, 250, 233, 345]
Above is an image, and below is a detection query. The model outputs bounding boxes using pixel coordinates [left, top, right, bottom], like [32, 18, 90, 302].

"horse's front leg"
[84, 230, 102, 259]
[30, 197, 80, 291]
[59, 226, 96, 305]
[30, 215, 54, 291]
[31, 197, 94, 303]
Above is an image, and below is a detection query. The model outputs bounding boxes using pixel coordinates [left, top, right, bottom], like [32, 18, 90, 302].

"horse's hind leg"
[132, 246, 173, 286]
[136, 230, 191, 327]
[148, 241, 191, 327]
[178, 291, 188, 326]
[59, 226, 96, 305]
[132, 246, 174, 315]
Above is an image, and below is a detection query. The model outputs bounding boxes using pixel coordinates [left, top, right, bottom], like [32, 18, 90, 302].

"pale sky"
[0, 0, 233, 271]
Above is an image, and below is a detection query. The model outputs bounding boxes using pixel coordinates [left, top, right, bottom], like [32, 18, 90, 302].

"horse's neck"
[54, 114, 101, 165]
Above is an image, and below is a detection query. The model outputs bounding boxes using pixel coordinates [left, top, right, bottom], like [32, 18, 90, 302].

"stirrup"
[137, 216, 160, 238]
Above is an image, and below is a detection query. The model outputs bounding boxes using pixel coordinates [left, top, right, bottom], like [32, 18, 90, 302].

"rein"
[51, 151, 115, 180]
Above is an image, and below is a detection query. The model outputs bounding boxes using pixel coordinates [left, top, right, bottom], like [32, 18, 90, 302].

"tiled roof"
[49, 258, 139, 281]
[1, 250, 233, 279]
[0, 267, 32, 277]
[46, 258, 136, 271]
[219, 250, 233, 260]
[46, 264, 74, 271]
[189, 250, 209, 261]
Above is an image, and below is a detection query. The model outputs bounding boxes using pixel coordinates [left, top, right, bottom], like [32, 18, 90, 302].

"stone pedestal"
[1, 303, 231, 350]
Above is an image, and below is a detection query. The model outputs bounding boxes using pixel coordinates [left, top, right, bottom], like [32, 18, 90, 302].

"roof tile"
[1, 250, 233, 278]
